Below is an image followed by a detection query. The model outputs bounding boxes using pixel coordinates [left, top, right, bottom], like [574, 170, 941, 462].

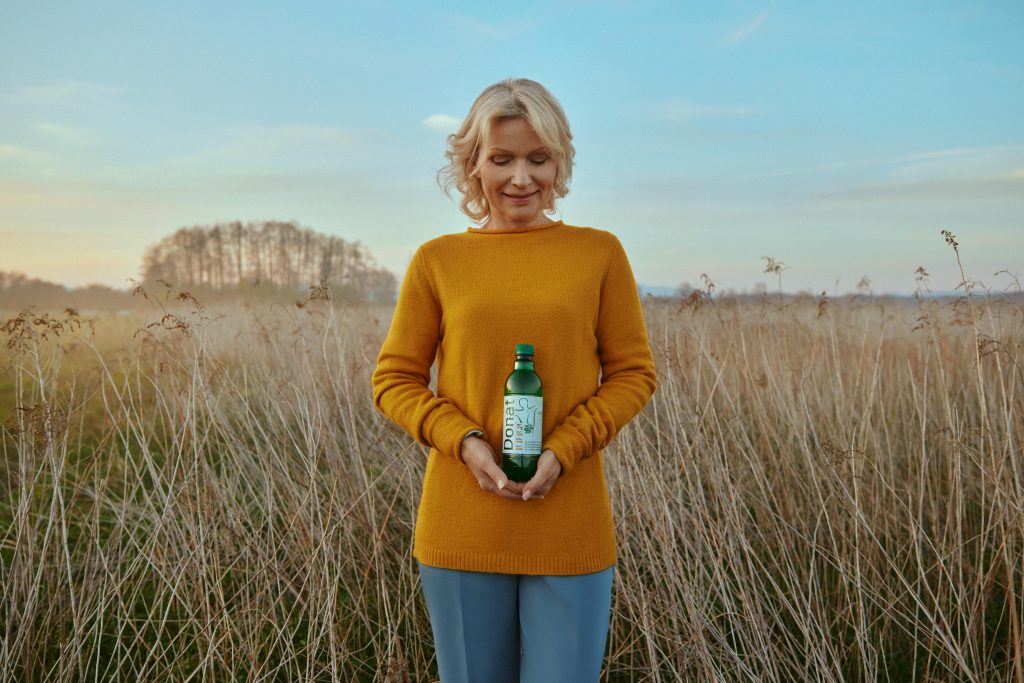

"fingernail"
[498, 479, 506, 490]
[523, 490, 532, 501]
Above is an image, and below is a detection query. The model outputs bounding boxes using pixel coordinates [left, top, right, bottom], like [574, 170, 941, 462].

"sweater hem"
[414, 546, 617, 576]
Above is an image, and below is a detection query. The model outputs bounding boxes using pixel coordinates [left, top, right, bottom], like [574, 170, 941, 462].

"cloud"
[887, 144, 1024, 164]
[33, 122, 98, 146]
[653, 100, 766, 123]
[1, 80, 121, 111]
[0, 143, 49, 162]
[0, 143, 55, 173]
[705, 143, 1024, 205]
[884, 144, 1024, 177]
[720, 10, 769, 47]
[721, 144, 1024, 183]
[808, 172, 1024, 204]
[226, 124, 357, 148]
[164, 124, 362, 169]
[446, 11, 541, 42]
[451, 14, 514, 38]
[422, 114, 460, 132]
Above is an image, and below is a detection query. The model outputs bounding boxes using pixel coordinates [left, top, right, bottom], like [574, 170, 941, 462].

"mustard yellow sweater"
[371, 220, 657, 575]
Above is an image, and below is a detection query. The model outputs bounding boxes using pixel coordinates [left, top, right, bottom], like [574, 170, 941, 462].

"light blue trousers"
[417, 562, 615, 683]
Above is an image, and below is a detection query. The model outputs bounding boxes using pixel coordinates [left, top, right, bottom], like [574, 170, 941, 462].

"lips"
[504, 191, 538, 203]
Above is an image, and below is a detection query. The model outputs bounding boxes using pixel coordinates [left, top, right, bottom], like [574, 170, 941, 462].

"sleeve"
[371, 245, 485, 463]
[542, 235, 657, 474]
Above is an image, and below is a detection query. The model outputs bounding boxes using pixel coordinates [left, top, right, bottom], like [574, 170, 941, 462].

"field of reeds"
[1, 260, 1022, 681]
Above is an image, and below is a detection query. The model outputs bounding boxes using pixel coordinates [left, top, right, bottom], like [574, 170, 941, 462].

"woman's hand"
[461, 439, 562, 501]
[519, 449, 562, 501]
[460, 436, 525, 501]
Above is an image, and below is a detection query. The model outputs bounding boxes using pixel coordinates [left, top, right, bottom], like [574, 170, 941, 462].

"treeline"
[0, 271, 131, 312]
[141, 220, 396, 303]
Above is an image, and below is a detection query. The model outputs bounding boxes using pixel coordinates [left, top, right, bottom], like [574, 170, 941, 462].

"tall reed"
[1, 261, 1021, 681]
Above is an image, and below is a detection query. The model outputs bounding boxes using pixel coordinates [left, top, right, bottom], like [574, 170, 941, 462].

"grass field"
[1, 275, 1021, 681]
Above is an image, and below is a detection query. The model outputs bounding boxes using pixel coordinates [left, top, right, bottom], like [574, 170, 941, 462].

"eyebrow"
[489, 147, 549, 154]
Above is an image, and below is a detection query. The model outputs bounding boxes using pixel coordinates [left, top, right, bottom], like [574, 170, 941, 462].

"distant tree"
[140, 220, 397, 302]
[0, 271, 131, 311]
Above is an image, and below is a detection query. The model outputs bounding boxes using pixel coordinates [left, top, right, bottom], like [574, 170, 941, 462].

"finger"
[465, 449, 508, 491]
[477, 478, 529, 500]
[521, 468, 557, 501]
[522, 477, 548, 500]
[481, 459, 509, 491]
[502, 479, 525, 494]
[474, 473, 523, 498]
[483, 477, 541, 500]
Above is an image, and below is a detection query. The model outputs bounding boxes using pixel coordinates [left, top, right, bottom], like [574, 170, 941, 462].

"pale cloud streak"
[710, 142, 1024, 206]
[1, 80, 121, 111]
[164, 124, 363, 169]
[0, 178, 153, 211]
[422, 114, 460, 132]
[0, 143, 56, 175]
[808, 171, 1024, 204]
[875, 144, 1024, 197]
[451, 13, 520, 39]
[721, 144, 1024, 183]
[33, 122, 98, 146]
[720, 10, 769, 47]
[886, 144, 1024, 164]
[652, 100, 767, 123]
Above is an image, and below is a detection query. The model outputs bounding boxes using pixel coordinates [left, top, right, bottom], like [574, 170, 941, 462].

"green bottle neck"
[514, 357, 535, 370]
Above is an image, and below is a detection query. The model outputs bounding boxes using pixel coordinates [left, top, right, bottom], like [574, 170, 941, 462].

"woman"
[371, 78, 656, 683]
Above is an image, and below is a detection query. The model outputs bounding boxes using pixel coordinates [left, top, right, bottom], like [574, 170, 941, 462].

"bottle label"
[502, 394, 543, 457]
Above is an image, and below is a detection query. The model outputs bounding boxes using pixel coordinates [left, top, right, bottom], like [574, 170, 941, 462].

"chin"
[507, 209, 543, 223]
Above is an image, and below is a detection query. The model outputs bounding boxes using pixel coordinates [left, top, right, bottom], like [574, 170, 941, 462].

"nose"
[510, 159, 530, 187]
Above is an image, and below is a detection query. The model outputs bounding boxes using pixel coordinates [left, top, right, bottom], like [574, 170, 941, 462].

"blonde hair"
[437, 78, 575, 223]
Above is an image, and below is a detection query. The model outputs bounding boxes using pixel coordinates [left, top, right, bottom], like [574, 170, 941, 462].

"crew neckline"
[466, 220, 564, 235]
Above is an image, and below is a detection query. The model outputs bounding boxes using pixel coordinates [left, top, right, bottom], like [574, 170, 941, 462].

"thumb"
[521, 454, 556, 500]
[484, 459, 508, 490]
[521, 470, 544, 501]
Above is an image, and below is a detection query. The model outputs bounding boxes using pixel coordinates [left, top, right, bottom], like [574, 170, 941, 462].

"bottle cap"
[515, 343, 534, 356]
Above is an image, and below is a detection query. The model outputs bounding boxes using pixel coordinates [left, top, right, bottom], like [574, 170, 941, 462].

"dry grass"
[1, 271, 1021, 681]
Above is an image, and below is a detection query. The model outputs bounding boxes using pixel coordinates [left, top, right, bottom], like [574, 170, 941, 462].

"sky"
[1, 0, 1022, 296]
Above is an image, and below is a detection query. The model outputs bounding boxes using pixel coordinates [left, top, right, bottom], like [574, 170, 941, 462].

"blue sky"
[1, 0, 1022, 295]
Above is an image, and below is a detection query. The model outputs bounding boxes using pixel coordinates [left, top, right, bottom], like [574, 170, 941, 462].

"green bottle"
[502, 343, 543, 483]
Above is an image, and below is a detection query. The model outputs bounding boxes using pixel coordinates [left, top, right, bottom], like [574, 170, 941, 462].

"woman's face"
[474, 117, 557, 230]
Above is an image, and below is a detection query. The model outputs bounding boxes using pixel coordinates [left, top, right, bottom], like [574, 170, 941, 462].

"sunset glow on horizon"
[2, 1, 1022, 296]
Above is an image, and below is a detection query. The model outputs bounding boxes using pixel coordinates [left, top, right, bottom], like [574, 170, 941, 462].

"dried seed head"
[762, 256, 785, 274]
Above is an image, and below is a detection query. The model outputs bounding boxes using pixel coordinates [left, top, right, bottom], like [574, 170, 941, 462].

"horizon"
[2, 1, 1022, 296]
[4, 266, 1013, 302]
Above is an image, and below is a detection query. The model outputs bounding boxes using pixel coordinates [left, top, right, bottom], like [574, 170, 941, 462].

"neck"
[483, 215, 557, 231]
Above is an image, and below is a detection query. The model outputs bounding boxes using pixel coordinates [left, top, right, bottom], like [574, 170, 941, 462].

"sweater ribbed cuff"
[424, 407, 484, 463]
[543, 428, 591, 475]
